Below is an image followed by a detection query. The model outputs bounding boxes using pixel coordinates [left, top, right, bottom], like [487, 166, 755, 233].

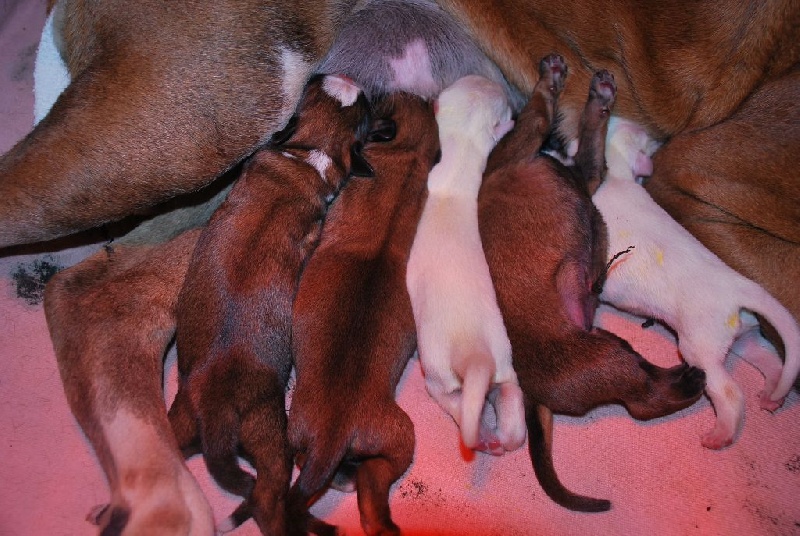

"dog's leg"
[0, 0, 355, 249]
[353, 405, 415, 536]
[574, 70, 616, 195]
[678, 337, 744, 450]
[43, 229, 213, 535]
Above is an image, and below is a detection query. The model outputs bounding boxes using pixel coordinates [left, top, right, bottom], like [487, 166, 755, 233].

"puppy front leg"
[43, 230, 213, 535]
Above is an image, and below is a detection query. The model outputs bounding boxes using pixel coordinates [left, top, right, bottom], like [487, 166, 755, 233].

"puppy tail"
[527, 404, 611, 512]
[459, 358, 494, 450]
[743, 285, 800, 401]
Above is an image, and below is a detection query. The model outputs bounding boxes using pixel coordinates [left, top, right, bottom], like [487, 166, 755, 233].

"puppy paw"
[589, 69, 617, 114]
[539, 53, 567, 95]
[700, 428, 734, 450]
[758, 390, 784, 413]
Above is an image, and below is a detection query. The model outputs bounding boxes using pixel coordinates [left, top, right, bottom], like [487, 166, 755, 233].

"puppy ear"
[350, 142, 374, 177]
[269, 115, 298, 146]
[367, 118, 397, 142]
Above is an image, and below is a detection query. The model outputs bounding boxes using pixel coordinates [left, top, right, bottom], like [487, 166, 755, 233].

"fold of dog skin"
[42, 228, 215, 536]
[285, 93, 440, 536]
[593, 117, 800, 450]
[478, 55, 706, 512]
[0, 0, 361, 249]
[167, 74, 374, 536]
[406, 74, 527, 455]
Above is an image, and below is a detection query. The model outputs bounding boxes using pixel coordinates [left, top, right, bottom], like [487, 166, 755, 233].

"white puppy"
[406, 75, 526, 454]
[593, 117, 800, 449]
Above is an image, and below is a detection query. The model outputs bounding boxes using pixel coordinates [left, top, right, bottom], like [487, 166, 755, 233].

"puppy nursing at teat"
[478, 55, 705, 512]
[167, 74, 373, 535]
[406, 74, 526, 455]
[286, 93, 440, 536]
[593, 117, 800, 450]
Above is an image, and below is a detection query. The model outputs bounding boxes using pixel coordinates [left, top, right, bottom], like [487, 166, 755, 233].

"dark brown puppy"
[478, 55, 706, 512]
[285, 93, 440, 536]
[646, 68, 800, 333]
[43, 229, 213, 536]
[167, 74, 373, 536]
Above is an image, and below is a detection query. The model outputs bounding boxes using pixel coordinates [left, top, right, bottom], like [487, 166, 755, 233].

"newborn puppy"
[592, 117, 800, 450]
[286, 93, 440, 536]
[479, 55, 706, 512]
[405, 75, 525, 455]
[167, 74, 373, 535]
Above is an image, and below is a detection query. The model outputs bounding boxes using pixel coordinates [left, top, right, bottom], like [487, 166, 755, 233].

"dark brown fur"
[478, 56, 706, 512]
[166, 75, 373, 535]
[285, 93, 439, 536]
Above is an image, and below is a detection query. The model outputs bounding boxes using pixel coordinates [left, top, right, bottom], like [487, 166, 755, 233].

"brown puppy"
[43, 229, 214, 536]
[285, 93, 439, 536]
[478, 55, 706, 512]
[167, 74, 373, 535]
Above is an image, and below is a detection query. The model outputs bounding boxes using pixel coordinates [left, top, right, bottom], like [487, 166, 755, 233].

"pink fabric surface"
[0, 3, 798, 535]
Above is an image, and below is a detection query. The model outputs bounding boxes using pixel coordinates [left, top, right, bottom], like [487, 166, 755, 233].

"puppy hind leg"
[485, 53, 567, 172]
[574, 70, 617, 194]
[353, 406, 415, 536]
[167, 385, 201, 458]
[197, 400, 255, 498]
[691, 357, 745, 450]
[730, 329, 784, 412]
[232, 400, 293, 536]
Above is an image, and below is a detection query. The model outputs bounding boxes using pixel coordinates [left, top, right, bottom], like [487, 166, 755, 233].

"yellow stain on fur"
[727, 313, 739, 329]
[618, 229, 631, 239]
[724, 384, 738, 402]
[655, 248, 664, 266]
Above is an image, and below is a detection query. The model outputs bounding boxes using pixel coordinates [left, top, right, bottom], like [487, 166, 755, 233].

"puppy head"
[272, 74, 374, 184]
[434, 75, 514, 155]
[368, 92, 440, 160]
[605, 117, 662, 180]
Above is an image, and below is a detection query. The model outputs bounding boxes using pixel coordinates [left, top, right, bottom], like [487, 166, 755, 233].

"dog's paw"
[590, 69, 617, 113]
[758, 390, 785, 413]
[539, 53, 567, 95]
[700, 428, 734, 450]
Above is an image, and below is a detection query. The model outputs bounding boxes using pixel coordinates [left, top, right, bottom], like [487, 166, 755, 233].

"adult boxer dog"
[592, 117, 800, 450]
[405, 74, 524, 455]
[285, 92, 439, 536]
[167, 73, 374, 535]
[478, 55, 706, 512]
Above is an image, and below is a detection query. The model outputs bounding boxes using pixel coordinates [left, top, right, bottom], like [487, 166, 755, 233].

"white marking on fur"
[407, 75, 525, 453]
[280, 47, 312, 117]
[322, 74, 361, 107]
[388, 39, 439, 99]
[593, 117, 800, 448]
[306, 149, 332, 181]
[103, 409, 215, 534]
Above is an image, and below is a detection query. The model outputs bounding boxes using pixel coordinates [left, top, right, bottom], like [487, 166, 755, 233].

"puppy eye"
[367, 119, 397, 142]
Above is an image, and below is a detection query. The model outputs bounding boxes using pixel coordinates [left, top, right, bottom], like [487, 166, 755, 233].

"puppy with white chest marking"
[592, 117, 800, 450]
[167, 74, 374, 535]
[479, 55, 706, 512]
[286, 93, 440, 536]
[406, 74, 525, 455]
